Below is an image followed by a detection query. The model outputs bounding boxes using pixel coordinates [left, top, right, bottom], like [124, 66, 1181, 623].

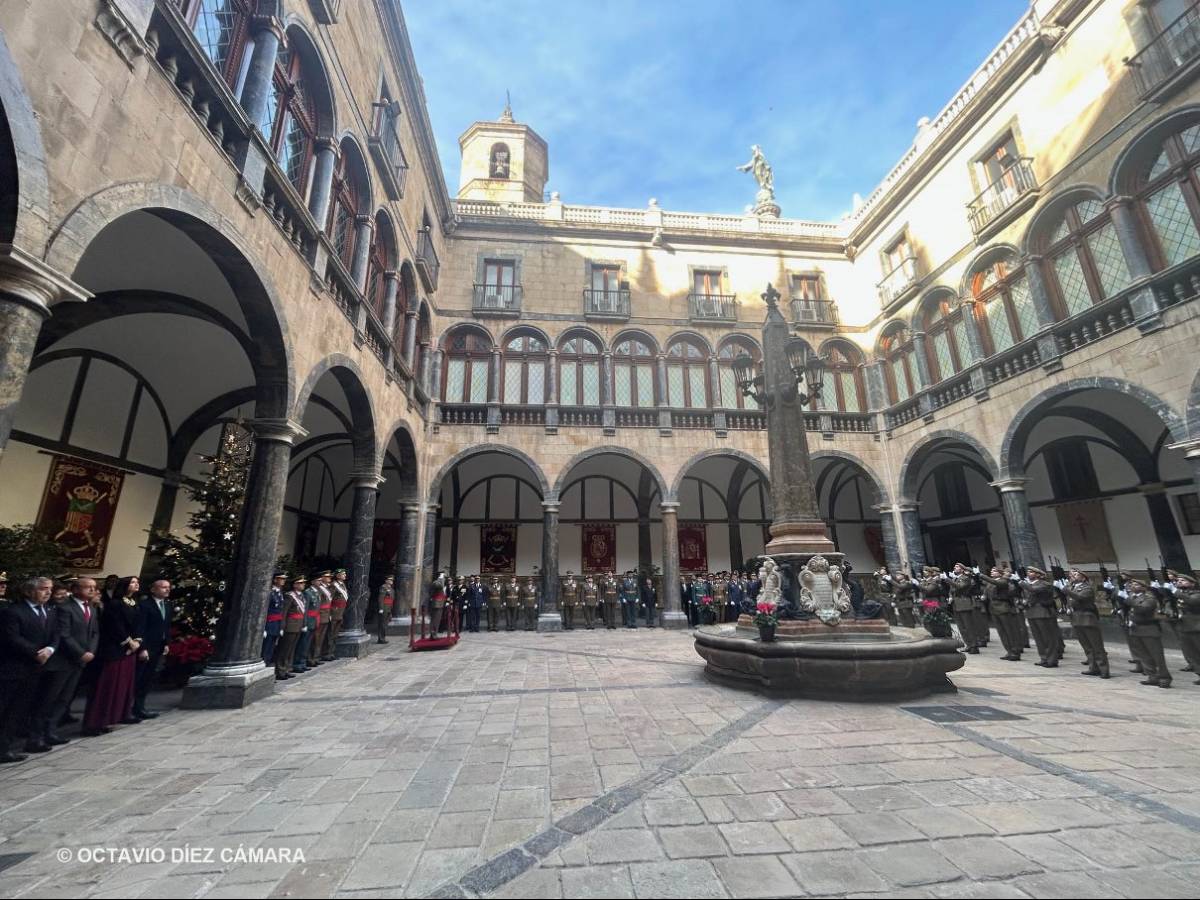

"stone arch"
[281, 19, 337, 138]
[958, 243, 1021, 297]
[1110, 103, 1200, 196]
[552, 445, 670, 501]
[669, 448, 769, 499]
[438, 320, 494, 350]
[336, 132, 373, 211]
[909, 285, 958, 332]
[1018, 183, 1108, 255]
[817, 336, 866, 365]
[293, 353, 379, 472]
[874, 318, 911, 358]
[716, 332, 763, 357]
[612, 328, 659, 354]
[0, 25, 50, 250]
[426, 444, 550, 505]
[899, 429, 1000, 502]
[500, 323, 551, 347]
[556, 324, 607, 352]
[665, 329, 714, 355]
[999, 376, 1187, 478]
[45, 182, 293, 416]
[378, 416, 421, 502]
[810, 449, 891, 507]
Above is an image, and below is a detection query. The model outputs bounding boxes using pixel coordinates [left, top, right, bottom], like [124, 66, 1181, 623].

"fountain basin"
[693, 620, 964, 701]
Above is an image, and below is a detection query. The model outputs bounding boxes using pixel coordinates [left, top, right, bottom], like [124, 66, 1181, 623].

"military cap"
[1169, 570, 1198, 585]
[273, 571, 287, 579]
[291, 573, 308, 584]
[333, 568, 347, 576]
[312, 569, 331, 578]
[1026, 565, 1047, 578]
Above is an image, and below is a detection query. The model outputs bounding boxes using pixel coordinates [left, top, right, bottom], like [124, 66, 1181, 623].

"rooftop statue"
[736, 145, 781, 218]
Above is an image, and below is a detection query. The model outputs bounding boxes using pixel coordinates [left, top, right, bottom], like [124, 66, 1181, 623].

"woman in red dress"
[83, 575, 142, 735]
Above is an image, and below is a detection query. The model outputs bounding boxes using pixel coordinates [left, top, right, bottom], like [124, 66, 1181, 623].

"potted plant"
[700, 595, 717, 625]
[920, 600, 953, 639]
[162, 633, 215, 687]
[753, 601, 778, 642]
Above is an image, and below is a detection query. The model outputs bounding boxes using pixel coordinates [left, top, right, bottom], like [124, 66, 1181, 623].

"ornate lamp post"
[734, 283, 838, 604]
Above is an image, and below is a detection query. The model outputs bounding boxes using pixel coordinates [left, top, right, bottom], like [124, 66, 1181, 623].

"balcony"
[583, 288, 631, 320]
[688, 293, 738, 323]
[1129, 2, 1200, 100]
[790, 298, 839, 328]
[473, 283, 522, 316]
[967, 158, 1039, 237]
[415, 229, 439, 293]
[877, 256, 921, 309]
[368, 103, 409, 201]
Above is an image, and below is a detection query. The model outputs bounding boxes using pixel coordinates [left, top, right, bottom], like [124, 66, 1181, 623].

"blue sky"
[404, 1, 1028, 221]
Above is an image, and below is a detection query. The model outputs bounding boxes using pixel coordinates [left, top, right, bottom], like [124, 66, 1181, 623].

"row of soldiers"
[877, 562, 1200, 688]
[680, 572, 761, 626]
[261, 568, 356, 680]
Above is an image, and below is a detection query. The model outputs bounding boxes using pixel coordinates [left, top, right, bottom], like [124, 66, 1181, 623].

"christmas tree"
[147, 422, 253, 640]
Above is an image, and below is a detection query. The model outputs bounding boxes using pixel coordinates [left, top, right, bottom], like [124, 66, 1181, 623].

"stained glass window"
[1146, 182, 1200, 267]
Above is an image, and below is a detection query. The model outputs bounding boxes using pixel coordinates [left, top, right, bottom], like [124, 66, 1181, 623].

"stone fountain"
[692, 285, 963, 700]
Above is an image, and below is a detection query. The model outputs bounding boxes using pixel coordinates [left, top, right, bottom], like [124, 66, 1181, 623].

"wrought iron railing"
[369, 101, 409, 200]
[415, 228, 439, 292]
[688, 293, 738, 322]
[583, 288, 631, 318]
[790, 298, 838, 326]
[472, 283, 522, 314]
[1128, 2, 1200, 96]
[967, 158, 1038, 234]
[877, 256, 921, 307]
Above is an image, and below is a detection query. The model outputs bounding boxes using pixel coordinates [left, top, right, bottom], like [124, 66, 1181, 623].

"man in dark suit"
[0, 576, 57, 762]
[133, 578, 172, 720]
[34, 576, 100, 745]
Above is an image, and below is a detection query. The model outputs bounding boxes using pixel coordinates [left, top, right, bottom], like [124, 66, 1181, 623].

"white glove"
[940, 573, 950, 581]
[1167, 583, 1178, 593]
[1151, 580, 1161, 589]
[1117, 590, 1128, 600]
[972, 567, 980, 575]
[881, 574, 892, 582]
[1009, 574, 1019, 582]
[1102, 580, 1114, 590]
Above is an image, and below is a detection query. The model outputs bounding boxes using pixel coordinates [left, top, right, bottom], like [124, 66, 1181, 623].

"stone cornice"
[0, 244, 92, 312]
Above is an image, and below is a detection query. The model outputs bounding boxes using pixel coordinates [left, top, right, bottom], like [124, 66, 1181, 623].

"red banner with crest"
[36, 455, 126, 571]
[678, 522, 708, 573]
[480, 523, 517, 574]
[581, 523, 617, 574]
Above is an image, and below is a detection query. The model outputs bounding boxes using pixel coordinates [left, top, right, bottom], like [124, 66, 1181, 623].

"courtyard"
[0, 631, 1197, 899]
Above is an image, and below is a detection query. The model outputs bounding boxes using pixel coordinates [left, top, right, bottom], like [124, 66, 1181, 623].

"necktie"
[83, 604, 91, 623]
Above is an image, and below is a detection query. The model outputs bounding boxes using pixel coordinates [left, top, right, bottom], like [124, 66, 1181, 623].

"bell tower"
[457, 95, 549, 203]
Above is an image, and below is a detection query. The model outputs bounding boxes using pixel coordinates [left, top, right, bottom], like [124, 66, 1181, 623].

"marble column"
[419, 505, 439, 599]
[349, 215, 374, 292]
[183, 418, 305, 709]
[909, 332, 932, 388]
[307, 138, 338, 227]
[957, 299, 984, 363]
[1105, 195, 1153, 282]
[419, 342, 433, 395]
[403, 309, 419, 369]
[0, 248, 88, 456]
[896, 502, 926, 570]
[990, 478, 1044, 568]
[876, 505, 903, 571]
[708, 356, 722, 406]
[381, 271, 399, 336]
[337, 472, 383, 658]
[391, 502, 422, 627]
[1140, 483, 1190, 570]
[238, 17, 283, 134]
[1021, 255, 1058, 327]
[660, 502, 686, 628]
[539, 499, 562, 630]
[546, 349, 559, 404]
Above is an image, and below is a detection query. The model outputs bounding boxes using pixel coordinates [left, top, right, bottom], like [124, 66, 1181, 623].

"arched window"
[923, 295, 972, 383]
[261, 41, 322, 197]
[716, 338, 760, 409]
[489, 142, 511, 178]
[1041, 198, 1131, 316]
[880, 325, 917, 404]
[817, 343, 865, 412]
[443, 328, 491, 404]
[328, 144, 366, 269]
[613, 336, 656, 407]
[970, 252, 1040, 355]
[560, 334, 602, 407]
[366, 213, 395, 323]
[666, 337, 709, 409]
[1137, 123, 1200, 269]
[183, 1, 252, 92]
[502, 332, 547, 405]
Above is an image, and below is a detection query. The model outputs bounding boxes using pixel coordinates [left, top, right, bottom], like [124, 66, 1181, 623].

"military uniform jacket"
[486, 582, 502, 608]
[265, 587, 284, 636]
[315, 583, 333, 623]
[728, 580, 745, 610]
[561, 580, 579, 607]
[1064, 581, 1101, 627]
[886, 579, 917, 611]
[919, 577, 947, 607]
[377, 584, 394, 611]
[284, 591, 307, 633]
[468, 584, 485, 609]
[503, 582, 521, 607]
[521, 583, 538, 608]
[302, 586, 322, 628]
[454, 584, 469, 610]
[713, 580, 728, 605]
[1129, 592, 1162, 636]
[620, 577, 638, 603]
[330, 581, 349, 620]
[978, 575, 1016, 614]
[1178, 588, 1200, 633]
[640, 582, 657, 606]
[582, 582, 599, 604]
[949, 574, 976, 612]
[603, 580, 618, 602]
[1021, 579, 1057, 619]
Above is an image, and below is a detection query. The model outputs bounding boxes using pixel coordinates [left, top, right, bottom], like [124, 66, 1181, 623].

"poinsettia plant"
[921, 600, 953, 636]
[753, 601, 778, 628]
[166, 634, 215, 665]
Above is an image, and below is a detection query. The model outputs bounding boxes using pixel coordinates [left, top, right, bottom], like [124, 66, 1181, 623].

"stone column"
[708, 356, 722, 407]
[403, 309, 419, 369]
[539, 499, 561, 630]
[419, 505, 439, 600]
[391, 502, 422, 628]
[183, 418, 305, 709]
[0, 248, 88, 456]
[656, 352, 672, 432]
[337, 472, 383, 658]
[238, 16, 283, 134]
[1105, 195, 1153, 282]
[349, 215, 374, 292]
[380, 270, 399, 335]
[546, 349, 559, 404]
[957, 299, 984, 363]
[909, 331, 932, 388]
[1140, 483, 1191, 570]
[876, 505, 903, 571]
[660, 501, 686, 628]
[307, 138, 338, 227]
[896, 502, 926, 570]
[990, 478, 1044, 568]
[865, 361, 887, 410]
[419, 342, 433, 395]
[1021, 255, 1059, 327]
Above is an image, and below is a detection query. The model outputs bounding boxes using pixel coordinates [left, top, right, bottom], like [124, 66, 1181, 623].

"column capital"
[1024, 252, 1044, 264]
[248, 417, 307, 444]
[872, 503, 897, 514]
[659, 501, 680, 513]
[315, 136, 339, 154]
[0, 244, 91, 314]
[894, 500, 920, 513]
[383, 269, 399, 283]
[350, 472, 385, 490]
[989, 477, 1029, 493]
[1104, 194, 1135, 210]
[541, 500, 561, 513]
[405, 306, 419, 319]
[249, 13, 285, 41]
[355, 213, 374, 228]
[1167, 438, 1200, 459]
[401, 502, 422, 515]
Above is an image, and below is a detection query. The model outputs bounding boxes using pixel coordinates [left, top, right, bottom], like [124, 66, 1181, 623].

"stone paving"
[1, 629, 1198, 899]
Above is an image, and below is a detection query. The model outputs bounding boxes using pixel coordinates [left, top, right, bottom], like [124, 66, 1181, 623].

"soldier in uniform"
[602, 573, 619, 630]
[466, 575, 484, 633]
[326, 568, 350, 659]
[262, 572, 286, 666]
[1058, 568, 1108, 677]
[641, 575, 658, 627]
[680, 574, 694, 627]
[727, 572, 745, 622]
[376, 574, 394, 644]
[875, 568, 898, 626]
[452, 575, 468, 632]
[581, 575, 598, 629]
[1169, 571, 1200, 683]
[1122, 577, 1172, 687]
[303, 572, 327, 668]
[713, 574, 730, 624]
[620, 570, 639, 628]
[0, 571, 7, 609]
[276, 574, 307, 679]
[503, 575, 520, 631]
[979, 565, 1022, 660]
[298, 574, 322, 672]
[561, 572, 578, 630]
[521, 577, 539, 630]
[918, 566, 948, 616]
[880, 569, 919, 628]
[486, 576, 502, 632]
[1019, 566, 1060, 668]
[428, 572, 448, 634]
[948, 563, 981, 653]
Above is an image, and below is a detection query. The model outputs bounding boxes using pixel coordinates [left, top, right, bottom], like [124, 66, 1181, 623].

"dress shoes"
[81, 726, 112, 736]
[23, 741, 52, 753]
[120, 717, 141, 725]
[134, 709, 160, 719]
[0, 752, 28, 764]
[44, 734, 70, 746]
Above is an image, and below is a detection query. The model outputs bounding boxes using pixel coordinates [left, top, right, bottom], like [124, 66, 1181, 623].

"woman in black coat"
[83, 575, 142, 734]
